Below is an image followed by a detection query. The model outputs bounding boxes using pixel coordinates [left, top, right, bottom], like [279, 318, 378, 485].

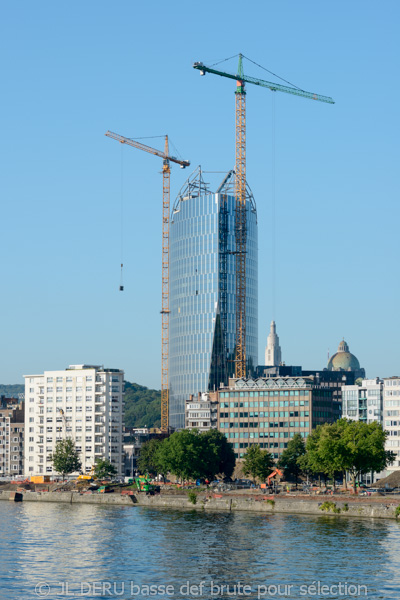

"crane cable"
[271, 93, 276, 320]
[120, 144, 124, 291]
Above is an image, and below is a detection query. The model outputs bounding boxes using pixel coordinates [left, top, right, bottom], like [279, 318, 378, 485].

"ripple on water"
[0, 503, 399, 599]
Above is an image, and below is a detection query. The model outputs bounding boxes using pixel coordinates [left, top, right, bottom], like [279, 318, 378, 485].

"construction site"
[105, 54, 334, 434]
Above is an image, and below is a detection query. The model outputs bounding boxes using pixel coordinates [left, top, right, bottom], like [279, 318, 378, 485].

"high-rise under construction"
[169, 168, 258, 430]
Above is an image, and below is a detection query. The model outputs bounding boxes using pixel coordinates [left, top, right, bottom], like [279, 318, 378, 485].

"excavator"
[267, 468, 283, 486]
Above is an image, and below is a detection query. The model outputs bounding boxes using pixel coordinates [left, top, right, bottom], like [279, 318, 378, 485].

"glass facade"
[169, 170, 258, 429]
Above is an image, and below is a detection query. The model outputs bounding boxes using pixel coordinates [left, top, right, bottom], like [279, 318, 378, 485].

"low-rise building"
[342, 378, 383, 424]
[24, 365, 124, 477]
[185, 392, 217, 431]
[217, 377, 340, 460]
[0, 397, 24, 477]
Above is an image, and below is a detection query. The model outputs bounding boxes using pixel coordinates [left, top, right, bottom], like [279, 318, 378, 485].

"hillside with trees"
[0, 384, 24, 397]
[0, 381, 161, 429]
[123, 381, 161, 429]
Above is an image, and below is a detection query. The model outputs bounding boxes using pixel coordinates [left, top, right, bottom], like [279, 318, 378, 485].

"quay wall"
[1, 489, 399, 519]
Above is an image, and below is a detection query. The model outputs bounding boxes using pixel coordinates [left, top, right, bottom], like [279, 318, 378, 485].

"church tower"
[265, 321, 282, 367]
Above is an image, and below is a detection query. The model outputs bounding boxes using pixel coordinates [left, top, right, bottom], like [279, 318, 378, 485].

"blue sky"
[1, 2, 399, 387]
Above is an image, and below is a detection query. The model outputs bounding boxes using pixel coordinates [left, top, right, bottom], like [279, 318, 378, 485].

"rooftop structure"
[265, 321, 282, 367]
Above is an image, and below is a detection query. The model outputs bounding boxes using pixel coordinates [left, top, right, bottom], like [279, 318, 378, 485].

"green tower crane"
[193, 54, 334, 379]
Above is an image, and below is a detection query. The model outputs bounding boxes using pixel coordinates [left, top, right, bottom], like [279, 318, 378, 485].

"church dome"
[327, 339, 361, 372]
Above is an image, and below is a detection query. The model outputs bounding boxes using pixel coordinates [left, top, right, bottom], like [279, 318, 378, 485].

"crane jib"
[193, 62, 334, 104]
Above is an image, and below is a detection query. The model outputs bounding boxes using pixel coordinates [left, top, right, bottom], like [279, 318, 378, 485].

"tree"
[338, 420, 395, 493]
[94, 459, 117, 480]
[200, 429, 235, 480]
[158, 429, 204, 482]
[300, 422, 346, 488]
[302, 420, 396, 493]
[137, 438, 163, 475]
[278, 433, 306, 488]
[242, 445, 274, 484]
[51, 438, 81, 480]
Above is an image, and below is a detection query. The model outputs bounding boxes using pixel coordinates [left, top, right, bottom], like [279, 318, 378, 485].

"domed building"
[327, 339, 365, 377]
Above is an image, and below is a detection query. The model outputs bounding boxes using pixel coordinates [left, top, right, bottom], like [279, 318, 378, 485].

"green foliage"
[304, 420, 395, 494]
[343, 503, 349, 512]
[266, 499, 275, 507]
[124, 382, 161, 429]
[199, 429, 235, 480]
[150, 429, 235, 482]
[158, 429, 204, 481]
[187, 490, 198, 505]
[319, 501, 341, 514]
[278, 433, 306, 487]
[0, 384, 24, 397]
[395, 505, 400, 519]
[94, 459, 117, 479]
[242, 445, 274, 483]
[51, 438, 81, 479]
[137, 438, 164, 475]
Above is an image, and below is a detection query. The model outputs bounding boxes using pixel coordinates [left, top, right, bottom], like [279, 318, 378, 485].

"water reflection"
[0, 503, 399, 599]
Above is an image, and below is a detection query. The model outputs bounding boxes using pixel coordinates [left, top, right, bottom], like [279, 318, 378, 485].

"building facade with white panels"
[185, 392, 218, 431]
[341, 378, 383, 424]
[24, 365, 124, 477]
[383, 377, 400, 474]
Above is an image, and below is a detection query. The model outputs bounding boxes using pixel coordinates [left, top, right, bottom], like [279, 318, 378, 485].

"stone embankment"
[1, 487, 400, 519]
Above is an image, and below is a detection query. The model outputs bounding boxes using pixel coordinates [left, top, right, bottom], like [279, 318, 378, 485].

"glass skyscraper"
[169, 168, 258, 429]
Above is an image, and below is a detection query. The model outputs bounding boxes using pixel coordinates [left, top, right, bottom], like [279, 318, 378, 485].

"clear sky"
[1, 1, 399, 387]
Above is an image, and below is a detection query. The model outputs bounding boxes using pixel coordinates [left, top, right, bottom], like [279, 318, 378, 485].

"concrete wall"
[1, 489, 399, 520]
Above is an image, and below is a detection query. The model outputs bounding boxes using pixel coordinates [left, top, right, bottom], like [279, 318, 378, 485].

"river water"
[1, 502, 400, 599]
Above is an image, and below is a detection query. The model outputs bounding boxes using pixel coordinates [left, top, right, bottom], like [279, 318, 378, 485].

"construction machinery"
[267, 468, 283, 485]
[76, 465, 96, 482]
[105, 131, 190, 432]
[193, 55, 334, 378]
[131, 475, 160, 495]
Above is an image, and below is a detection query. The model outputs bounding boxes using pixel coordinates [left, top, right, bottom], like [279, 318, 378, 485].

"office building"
[169, 168, 258, 429]
[24, 365, 124, 477]
[0, 397, 24, 477]
[383, 377, 400, 474]
[342, 378, 383, 424]
[217, 376, 340, 460]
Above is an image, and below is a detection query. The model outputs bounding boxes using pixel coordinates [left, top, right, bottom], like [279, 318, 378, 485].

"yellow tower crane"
[105, 131, 190, 432]
[193, 54, 334, 378]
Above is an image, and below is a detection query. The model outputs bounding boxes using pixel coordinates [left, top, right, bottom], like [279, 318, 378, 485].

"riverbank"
[2, 488, 400, 519]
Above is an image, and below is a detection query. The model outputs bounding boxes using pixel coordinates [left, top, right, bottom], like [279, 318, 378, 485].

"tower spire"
[265, 320, 282, 367]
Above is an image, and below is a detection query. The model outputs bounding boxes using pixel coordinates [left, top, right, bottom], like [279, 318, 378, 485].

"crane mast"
[105, 131, 190, 432]
[193, 55, 334, 379]
[235, 56, 247, 378]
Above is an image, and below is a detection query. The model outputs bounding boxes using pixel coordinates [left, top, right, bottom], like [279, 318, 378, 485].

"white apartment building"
[383, 377, 400, 474]
[341, 378, 383, 424]
[24, 365, 124, 477]
[185, 392, 217, 431]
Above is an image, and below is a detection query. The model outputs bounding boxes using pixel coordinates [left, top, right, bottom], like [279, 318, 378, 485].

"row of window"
[220, 411, 309, 418]
[225, 431, 309, 439]
[220, 421, 309, 429]
[220, 391, 309, 398]
[220, 400, 310, 408]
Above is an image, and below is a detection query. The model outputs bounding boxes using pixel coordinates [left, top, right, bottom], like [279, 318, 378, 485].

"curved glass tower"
[169, 168, 258, 430]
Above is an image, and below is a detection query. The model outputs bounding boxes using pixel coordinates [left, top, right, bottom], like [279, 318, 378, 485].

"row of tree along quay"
[49, 418, 394, 494]
[51, 439, 118, 481]
[137, 420, 395, 494]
